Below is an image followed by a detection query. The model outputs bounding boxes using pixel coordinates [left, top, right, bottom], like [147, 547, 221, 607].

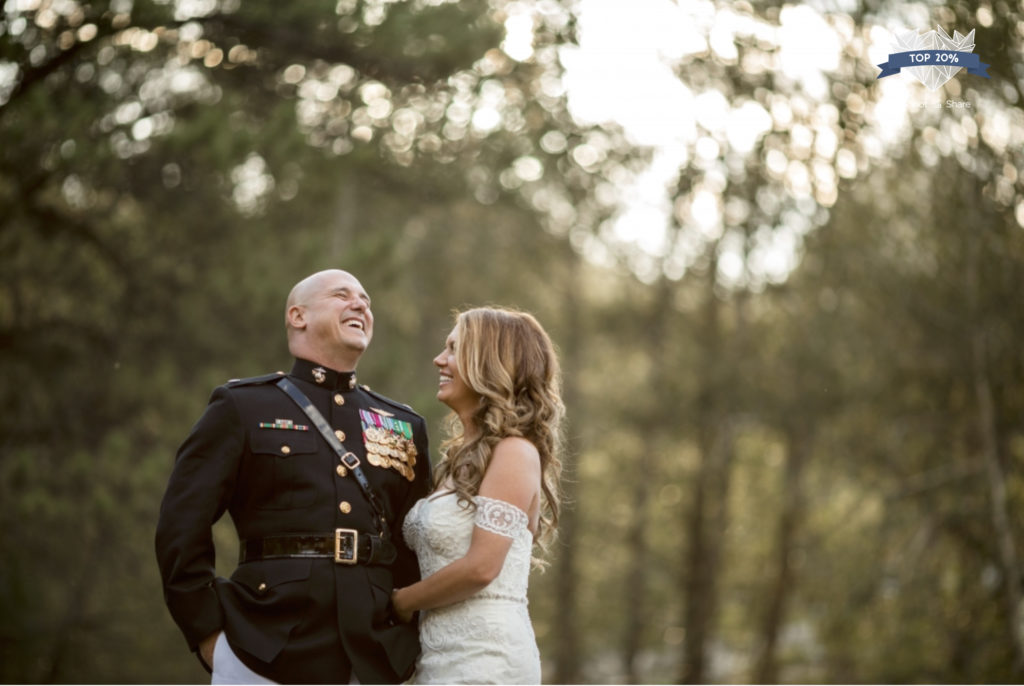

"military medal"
[359, 409, 417, 481]
[258, 418, 310, 431]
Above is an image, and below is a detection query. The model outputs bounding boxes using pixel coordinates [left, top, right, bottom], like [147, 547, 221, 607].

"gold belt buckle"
[334, 528, 358, 564]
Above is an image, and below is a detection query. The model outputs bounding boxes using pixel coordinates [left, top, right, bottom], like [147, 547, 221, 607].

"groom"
[155, 269, 431, 683]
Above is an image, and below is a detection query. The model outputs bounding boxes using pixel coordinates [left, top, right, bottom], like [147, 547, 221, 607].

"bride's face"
[432, 325, 480, 416]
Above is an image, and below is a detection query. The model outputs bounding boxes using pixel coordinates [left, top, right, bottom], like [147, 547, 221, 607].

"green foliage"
[2, 0, 1024, 683]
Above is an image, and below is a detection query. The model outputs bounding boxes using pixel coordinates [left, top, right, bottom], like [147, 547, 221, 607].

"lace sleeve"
[474, 496, 529, 539]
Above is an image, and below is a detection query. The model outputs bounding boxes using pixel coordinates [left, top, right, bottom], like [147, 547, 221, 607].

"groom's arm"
[155, 387, 243, 665]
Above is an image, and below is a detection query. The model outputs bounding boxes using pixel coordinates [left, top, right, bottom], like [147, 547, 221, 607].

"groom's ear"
[286, 304, 307, 330]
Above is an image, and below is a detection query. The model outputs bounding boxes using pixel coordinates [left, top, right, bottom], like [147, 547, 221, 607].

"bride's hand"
[391, 588, 415, 623]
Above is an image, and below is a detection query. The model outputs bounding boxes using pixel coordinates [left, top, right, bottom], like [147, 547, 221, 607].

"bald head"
[286, 270, 353, 317]
[284, 270, 374, 371]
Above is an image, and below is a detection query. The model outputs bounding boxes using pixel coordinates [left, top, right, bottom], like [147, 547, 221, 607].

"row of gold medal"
[364, 426, 417, 482]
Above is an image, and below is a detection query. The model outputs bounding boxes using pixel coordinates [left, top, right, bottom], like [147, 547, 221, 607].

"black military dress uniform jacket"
[155, 359, 431, 684]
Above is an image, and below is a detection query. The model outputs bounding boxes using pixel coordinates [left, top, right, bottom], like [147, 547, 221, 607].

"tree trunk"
[966, 221, 1024, 673]
[622, 278, 673, 683]
[623, 442, 651, 683]
[553, 255, 582, 685]
[753, 423, 809, 683]
[680, 420, 735, 684]
[972, 341, 1024, 673]
[680, 253, 733, 683]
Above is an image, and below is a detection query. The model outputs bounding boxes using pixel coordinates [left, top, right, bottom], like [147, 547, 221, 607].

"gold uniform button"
[334, 394, 344, 406]
[335, 429, 346, 441]
[257, 582, 267, 592]
[280, 445, 291, 455]
[336, 464, 347, 477]
[339, 501, 352, 514]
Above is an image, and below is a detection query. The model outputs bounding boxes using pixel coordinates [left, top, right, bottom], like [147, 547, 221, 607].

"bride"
[391, 307, 565, 684]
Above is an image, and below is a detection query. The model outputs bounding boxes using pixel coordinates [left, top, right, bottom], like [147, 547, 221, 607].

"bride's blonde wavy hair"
[433, 307, 565, 557]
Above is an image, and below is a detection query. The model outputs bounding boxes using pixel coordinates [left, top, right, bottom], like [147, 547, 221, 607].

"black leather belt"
[239, 529, 396, 566]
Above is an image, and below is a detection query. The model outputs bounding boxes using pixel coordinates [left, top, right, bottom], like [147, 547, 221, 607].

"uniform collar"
[291, 358, 358, 391]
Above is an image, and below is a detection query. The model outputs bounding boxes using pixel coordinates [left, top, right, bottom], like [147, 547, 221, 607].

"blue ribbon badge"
[877, 50, 990, 79]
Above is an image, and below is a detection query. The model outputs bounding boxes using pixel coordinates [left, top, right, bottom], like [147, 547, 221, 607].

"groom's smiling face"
[292, 270, 374, 360]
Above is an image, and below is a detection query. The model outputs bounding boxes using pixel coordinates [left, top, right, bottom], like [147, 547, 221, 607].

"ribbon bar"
[877, 50, 990, 79]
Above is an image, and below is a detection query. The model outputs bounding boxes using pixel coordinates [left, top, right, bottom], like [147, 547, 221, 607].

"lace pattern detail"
[474, 496, 529, 539]
[402, 491, 540, 684]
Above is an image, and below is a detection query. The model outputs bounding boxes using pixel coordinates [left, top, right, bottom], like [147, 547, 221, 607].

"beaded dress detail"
[402, 492, 540, 684]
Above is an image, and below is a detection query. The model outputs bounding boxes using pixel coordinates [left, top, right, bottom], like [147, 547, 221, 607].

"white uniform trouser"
[210, 632, 360, 685]
[211, 632, 277, 685]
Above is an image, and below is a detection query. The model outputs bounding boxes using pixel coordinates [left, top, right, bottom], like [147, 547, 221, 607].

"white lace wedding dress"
[402, 492, 541, 684]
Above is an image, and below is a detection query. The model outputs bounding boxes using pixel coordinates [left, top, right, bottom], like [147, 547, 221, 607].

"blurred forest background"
[2, 0, 1023, 683]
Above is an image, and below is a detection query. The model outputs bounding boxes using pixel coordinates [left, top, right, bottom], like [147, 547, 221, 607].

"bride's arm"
[391, 437, 540, 621]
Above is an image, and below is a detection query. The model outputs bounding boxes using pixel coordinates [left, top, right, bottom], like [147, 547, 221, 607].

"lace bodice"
[403, 492, 533, 602]
[402, 492, 540, 684]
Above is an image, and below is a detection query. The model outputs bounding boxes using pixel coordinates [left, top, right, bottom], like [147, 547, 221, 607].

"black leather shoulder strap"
[275, 377, 389, 536]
